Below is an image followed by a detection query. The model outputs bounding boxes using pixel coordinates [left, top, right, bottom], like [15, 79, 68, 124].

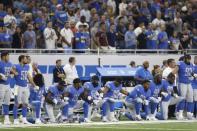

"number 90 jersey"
[14, 64, 29, 87]
[177, 61, 194, 84]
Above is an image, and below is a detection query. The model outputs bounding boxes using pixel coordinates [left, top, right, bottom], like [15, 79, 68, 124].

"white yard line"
[0, 120, 197, 128]
[75, 126, 194, 131]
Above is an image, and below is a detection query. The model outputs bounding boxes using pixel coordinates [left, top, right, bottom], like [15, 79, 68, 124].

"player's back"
[104, 81, 122, 98]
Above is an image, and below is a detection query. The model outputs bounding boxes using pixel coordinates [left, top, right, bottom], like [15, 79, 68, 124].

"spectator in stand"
[169, 31, 183, 51]
[0, 4, 6, 27]
[3, 8, 16, 26]
[60, 21, 74, 53]
[107, 23, 117, 49]
[23, 24, 36, 49]
[158, 24, 169, 49]
[80, 3, 91, 23]
[90, 22, 99, 50]
[180, 23, 191, 49]
[152, 11, 165, 30]
[75, 15, 89, 30]
[146, 23, 158, 49]
[12, 26, 23, 49]
[174, 12, 183, 33]
[125, 23, 137, 49]
[0, 25, 12, 48]
[74, 24, 88, 53]
[44, 21, 58, 50]
[116, 16, 127, 49]
[54, 4, 68, 29]
[191, 28, 197, 50]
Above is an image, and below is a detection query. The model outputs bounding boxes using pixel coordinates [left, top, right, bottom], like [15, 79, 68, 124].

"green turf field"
[0, 121, 197, 131]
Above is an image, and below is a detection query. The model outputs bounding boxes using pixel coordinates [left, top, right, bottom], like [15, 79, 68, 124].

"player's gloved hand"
[150, 97, 160, 103]
[143, 100, 149, 105]
[0, 73, 7, 81]
[93, 100, 99, 105]
[140, 95, 146, 100]
[99, 93, 104, 98]
[193, 74, 197, 78]
[188, 76, 194, 81]
[53, 99, 58, 105]
[87, 96, 92, 101]
[64, 97, 69, 101]
[173, 93, 179, 98]
[161, 92, 168, 97]
[135, 97, 143, 103]
[34, 86, 39, 91]
[158, 97, 162, 102]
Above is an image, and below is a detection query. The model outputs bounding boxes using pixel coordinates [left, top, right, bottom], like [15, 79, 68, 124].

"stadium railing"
[1, 48, 197, 55]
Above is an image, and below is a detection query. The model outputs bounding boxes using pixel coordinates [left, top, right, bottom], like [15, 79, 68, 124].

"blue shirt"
[125, 31, 137, 48]
[161, 80, 174, 101]
[0, 32, 12, 48]
[104, 81, 122, 99]
[74, 32, 88, 49]
[126, 84, 151, 101]
[14, 64, 29, 87]
[84, 82, 101, 100]
[55, 10, 68, 28]
[29, 86, 45, 103]
[178, 61, 194, 84]
[149, 80, 164, 98]
[146, 29, 158, 49]
[66, 85, 84, 106]
[158, 31, 168, 49]
[48, 85, 65, 102]
[34, 17, 46, 32]
[135, 66, 153, 81]
[0, 61, 13, 85]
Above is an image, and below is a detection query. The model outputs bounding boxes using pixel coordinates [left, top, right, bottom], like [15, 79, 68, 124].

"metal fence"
[0, 48, 197, 55]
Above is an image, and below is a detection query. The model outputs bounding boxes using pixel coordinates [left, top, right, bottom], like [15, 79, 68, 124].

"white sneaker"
[22, 118, 31, 124]
[135, 115, 142, 121]
[91, 111, 101, 119]
[176, 112, 184, 120]
[102, 116, 109, 122]
[35, 119, 42, 124]
[84, 118, 92, 123]
[4, 120, 11, 125]
[187, 112, 195, 120]
[108, 112, 118, 122]
[13, 119, 20, 125]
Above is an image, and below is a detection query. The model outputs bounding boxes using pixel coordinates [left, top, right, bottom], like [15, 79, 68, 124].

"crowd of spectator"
[0, 0, 196, 52]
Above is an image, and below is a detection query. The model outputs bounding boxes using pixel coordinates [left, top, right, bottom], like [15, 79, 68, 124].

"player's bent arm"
[172, 65, 179, 74]
[102, 86, 109, 94]
[120, 89, 129, 96]
[45, 92, 54, 105]
[27, 72, 37, 87]
[11, 67, 18, 76]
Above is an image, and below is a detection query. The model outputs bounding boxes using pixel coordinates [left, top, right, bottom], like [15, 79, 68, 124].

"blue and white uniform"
[63, 85, 85, 119]
[0, 60, 13, 117]
[157, 80, 183, 120]
[45, 85, 67, 123]
[125, 85, 151, 119]
[177, 61, 194, 116]
[83, 82, 102, 120]
[102, 81, 123, 121]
